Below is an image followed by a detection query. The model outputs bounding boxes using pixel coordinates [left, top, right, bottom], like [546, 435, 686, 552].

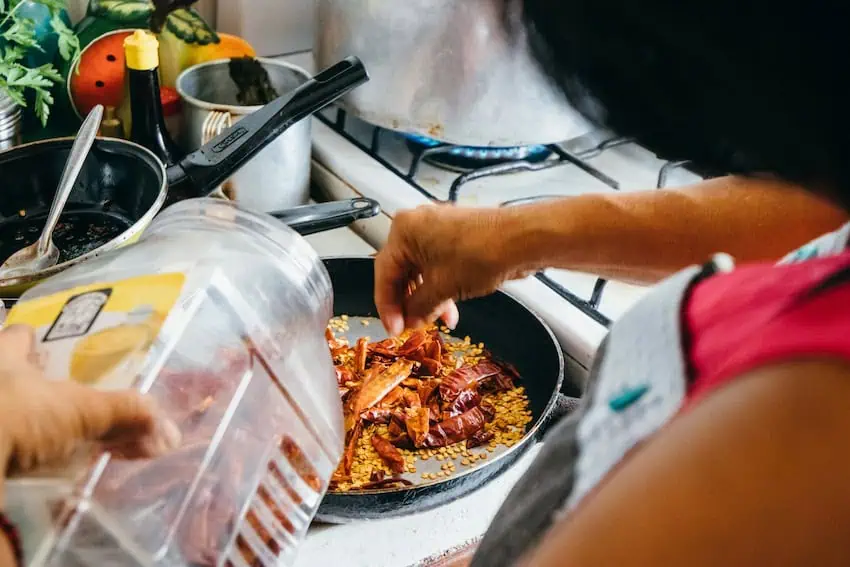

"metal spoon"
[0, 105, 104, 279]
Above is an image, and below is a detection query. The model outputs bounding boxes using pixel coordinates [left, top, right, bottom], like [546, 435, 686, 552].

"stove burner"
[403, 133, 553, 173]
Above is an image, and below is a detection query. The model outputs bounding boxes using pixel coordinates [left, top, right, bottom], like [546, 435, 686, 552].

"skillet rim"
[0, 136, 167, 293]
[318, 255, 565, 500]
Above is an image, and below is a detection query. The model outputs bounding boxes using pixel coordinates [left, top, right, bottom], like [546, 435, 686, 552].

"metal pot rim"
[0, 136, 168, 293]
[175, 57, 313, 116]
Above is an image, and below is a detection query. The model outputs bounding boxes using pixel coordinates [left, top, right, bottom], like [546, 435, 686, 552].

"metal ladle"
[0, 105, 104, 279]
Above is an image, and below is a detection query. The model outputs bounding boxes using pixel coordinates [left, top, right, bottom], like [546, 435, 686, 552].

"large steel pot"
[314, 0, 592, 146]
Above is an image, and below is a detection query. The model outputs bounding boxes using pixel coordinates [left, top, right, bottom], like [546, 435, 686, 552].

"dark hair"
[507, 0, 849, 206]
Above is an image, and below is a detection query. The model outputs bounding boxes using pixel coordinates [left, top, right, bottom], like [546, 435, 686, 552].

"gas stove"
[299, 104, 709, 565]
[281, 50, 711, 567]
[305, 100, 706, 373]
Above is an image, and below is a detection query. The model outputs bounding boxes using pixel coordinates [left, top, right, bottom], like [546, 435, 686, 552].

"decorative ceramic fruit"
[69, 29, 133, 117]
[160, 32, 256, 88]
[184, 33, 256, 68]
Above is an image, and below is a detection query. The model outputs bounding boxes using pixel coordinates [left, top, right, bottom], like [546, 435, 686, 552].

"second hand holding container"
[4, 198, 343, 566]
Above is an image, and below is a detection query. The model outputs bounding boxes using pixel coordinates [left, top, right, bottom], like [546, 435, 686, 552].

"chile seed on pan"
[327, 318, 532, 492]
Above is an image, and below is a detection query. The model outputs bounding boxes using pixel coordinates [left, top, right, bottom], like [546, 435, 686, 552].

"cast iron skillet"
[0, 56, 369, 296]
[317, 257, 581, 522]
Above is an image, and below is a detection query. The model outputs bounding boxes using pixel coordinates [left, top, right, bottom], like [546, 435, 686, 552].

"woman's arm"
[506, 176, 847, 284]
[375, 176, 846, 332]
[521, 358, 850, 567]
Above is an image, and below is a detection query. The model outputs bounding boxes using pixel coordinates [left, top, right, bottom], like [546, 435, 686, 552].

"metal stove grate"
[316, 108, 709, 328]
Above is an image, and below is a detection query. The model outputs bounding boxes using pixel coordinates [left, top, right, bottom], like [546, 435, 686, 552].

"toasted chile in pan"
[317, 257, 581, 522]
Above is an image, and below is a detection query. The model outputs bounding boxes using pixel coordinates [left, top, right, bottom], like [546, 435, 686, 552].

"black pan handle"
[536, 393, 581, 438]
[270, 198, 381, 235]
[165, 56, 369, 202]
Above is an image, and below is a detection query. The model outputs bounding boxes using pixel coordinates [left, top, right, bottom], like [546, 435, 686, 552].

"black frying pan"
[317, 257, 581, 522]
[0, 57, 369, 296]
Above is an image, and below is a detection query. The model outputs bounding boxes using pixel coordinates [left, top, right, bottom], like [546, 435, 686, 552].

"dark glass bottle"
[123, 30, 182, 166]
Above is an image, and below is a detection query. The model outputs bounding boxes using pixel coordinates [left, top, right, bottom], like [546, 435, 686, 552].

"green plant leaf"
[36, 63, 60, 82]
[1, 45, 24, 64]
[89, 0, 153, 22]
[4, 65, 22, 83]
[50, 13, 78, 60]
[3, 18, 42, 50]
[0, 0, 76, 125]
[34, 86, 52, 125]
[4, 65, 53, 89]
[0, 84, 26, 107]
[165, 8, 218, 45]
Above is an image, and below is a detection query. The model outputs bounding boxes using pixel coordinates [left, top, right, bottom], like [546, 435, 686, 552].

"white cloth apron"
[471, 221, 850, 567]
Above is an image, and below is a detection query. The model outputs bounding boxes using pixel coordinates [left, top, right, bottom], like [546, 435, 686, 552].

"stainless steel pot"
[314, 0, 592, 146]
[176, 58, 312, 212]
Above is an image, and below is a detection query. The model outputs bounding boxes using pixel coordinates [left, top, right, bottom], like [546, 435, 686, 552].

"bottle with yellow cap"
[124, 29, 182, 166]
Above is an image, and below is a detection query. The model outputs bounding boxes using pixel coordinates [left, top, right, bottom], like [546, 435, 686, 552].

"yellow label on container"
[4, 273, 185, 389]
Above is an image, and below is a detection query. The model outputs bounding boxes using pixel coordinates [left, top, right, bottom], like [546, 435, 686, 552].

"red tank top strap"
[685, 251, 850, 406]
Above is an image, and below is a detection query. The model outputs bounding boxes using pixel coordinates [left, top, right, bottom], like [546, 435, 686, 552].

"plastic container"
[2, 198, 343, 567]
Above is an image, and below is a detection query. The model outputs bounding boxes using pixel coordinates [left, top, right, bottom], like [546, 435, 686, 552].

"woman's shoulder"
[686, 250, 850, 403]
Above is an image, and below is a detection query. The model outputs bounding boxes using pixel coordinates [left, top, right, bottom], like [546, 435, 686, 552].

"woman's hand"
[375, 204, 535, 335]
[0, 325, 179, 481]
